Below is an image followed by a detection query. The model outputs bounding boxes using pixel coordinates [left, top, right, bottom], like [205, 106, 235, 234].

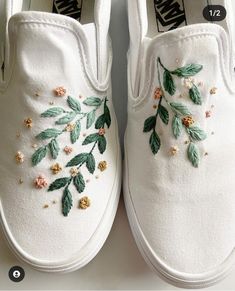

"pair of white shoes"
[0, 0, 235, 288]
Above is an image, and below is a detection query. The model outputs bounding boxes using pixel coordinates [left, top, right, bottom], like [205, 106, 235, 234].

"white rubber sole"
[123, 148, 235, 289]
[0, 134, 121, 274]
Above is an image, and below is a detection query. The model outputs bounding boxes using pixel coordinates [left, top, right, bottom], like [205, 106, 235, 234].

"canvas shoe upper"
[124, 0, 235, 288]
[0, 0, 121, 273]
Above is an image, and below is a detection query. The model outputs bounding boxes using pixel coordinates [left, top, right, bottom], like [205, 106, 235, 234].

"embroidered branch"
[143, 58, 207, 168]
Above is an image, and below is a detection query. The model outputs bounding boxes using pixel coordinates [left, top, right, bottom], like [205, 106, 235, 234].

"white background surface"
[0, 0, 235, 290]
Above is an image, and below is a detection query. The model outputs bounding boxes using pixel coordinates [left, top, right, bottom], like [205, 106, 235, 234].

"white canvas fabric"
[124, 0, 235, 288]
[0, 0, 121, 273]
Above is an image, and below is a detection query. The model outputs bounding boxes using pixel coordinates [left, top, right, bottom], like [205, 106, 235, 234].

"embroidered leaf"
[170, 102, 191, 116]
[187, 126, 207, 141]
[158, 105, 169, 125]
[55, 112, 76, 125]
[95, 114, 106, 129]
[86, 153, 96, 174]
[66, 153, 89, 167]
[149, 131, 161, 155]
[189, 84, 202, 105]
[172, 64, 203, 77]
[82, 133, 99, 145]
[71, 120, 81, 144]
[163, 70, 176, 95]
[143, 116, 156, 132]
[36, 128, 62, 140]
[104, 103, 111, 128]
[41, 107, 64, 117]
[98, 136, 107, 154]
[83, 97, 102, 107]
[32, 146, 47, 166]
[73, 173, 85, 193]
[49, 139, 59, 159]
[67, 96, 81, 112]
[172, 115, 183, 139]
[48, 177, 70, 191]
[62, 186, 73, 216]
[86, 110, 96, 129]
[188, 142, 200, 168]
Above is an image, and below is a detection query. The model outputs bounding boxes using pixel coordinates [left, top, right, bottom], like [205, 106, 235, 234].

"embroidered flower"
[15, 151, 24, 164]
[98, 128, 106, 136]
[210, 87, 217, 95]
[19, 178, 24, 184]
[205, 111, 212, 118]
[50, 163, 62, 175]
[54, 86, 66, 97]
[98, 161, 107, 172]
[65, 123, 75, 132]
[70, 168, 79, 177]
[34, 175, 48, 189]
[182, 116, 195, 128]
[170, 146, 179, 156]
[24, 118, 33, 128]
[153, 87, 163, 99]
[79, 196, 91, 209]
[184, 77, 194, 89]
[64, 146, 73, 155]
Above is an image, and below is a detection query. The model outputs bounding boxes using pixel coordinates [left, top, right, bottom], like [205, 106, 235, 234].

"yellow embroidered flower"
[98, 161, 107, 172]
[24, 118, 33, 128]
[79, 196, 91, 209]
[170, 146, 179, 156]
[98, 128, 106, 136]
[50, 163, 62, 175]
[153, 87, 163, 99]
[15, 151, 24, 164]
[182, 116, 195, 128]
[34, 175, 48, 189]
[64, 146, 73, 155]
[184, 77, 194, 89]
[65, 123, 75, 132]
[210, 87, 217, 95]
[70, 168, 79, 177]
[54, 86, 66, 97]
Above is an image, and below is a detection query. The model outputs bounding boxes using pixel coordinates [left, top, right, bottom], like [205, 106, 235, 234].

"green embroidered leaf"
[49, 139, 59, 159]
[82, 133, 99, 145]
[188, 142, 200, 168]
[71, 120, 81, 144]
[158, 105, 169, 125]
[98, 136, 107, 154]
[189, 84, 202, 105]
[41, 107, 64, 117]
[67, 96, 81, 112]
[83, 97, 102, 107]
[55, 112, 76, 125]
[86, 110, 96, 129]
[104, 103, 111, 128]
[172, 115, 183, 139]
[66, 153, 89, 167]
[172, 64, 203, 77]
[48, 177, 70, 191]
[143, 116, 156, 132]
[187, 126, 207, 141]
[170, 102, 191, 116]
[36, 128, 62, 140]
[32, 146, 47, 166]
[86, 153, 96, 174]
[73, 173, 85, 193]
[149, 131, 161, 155]
[62, 186, 73, 217]
[95, 114, 106, 129]
[163, 70, 176, 95]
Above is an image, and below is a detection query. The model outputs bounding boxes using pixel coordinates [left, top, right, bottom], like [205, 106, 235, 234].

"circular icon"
[8, 266, 25, 283]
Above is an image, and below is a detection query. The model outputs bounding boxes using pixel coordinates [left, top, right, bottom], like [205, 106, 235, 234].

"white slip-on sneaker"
[124, 0, 235, 288]
[0, 0, 121, 273]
